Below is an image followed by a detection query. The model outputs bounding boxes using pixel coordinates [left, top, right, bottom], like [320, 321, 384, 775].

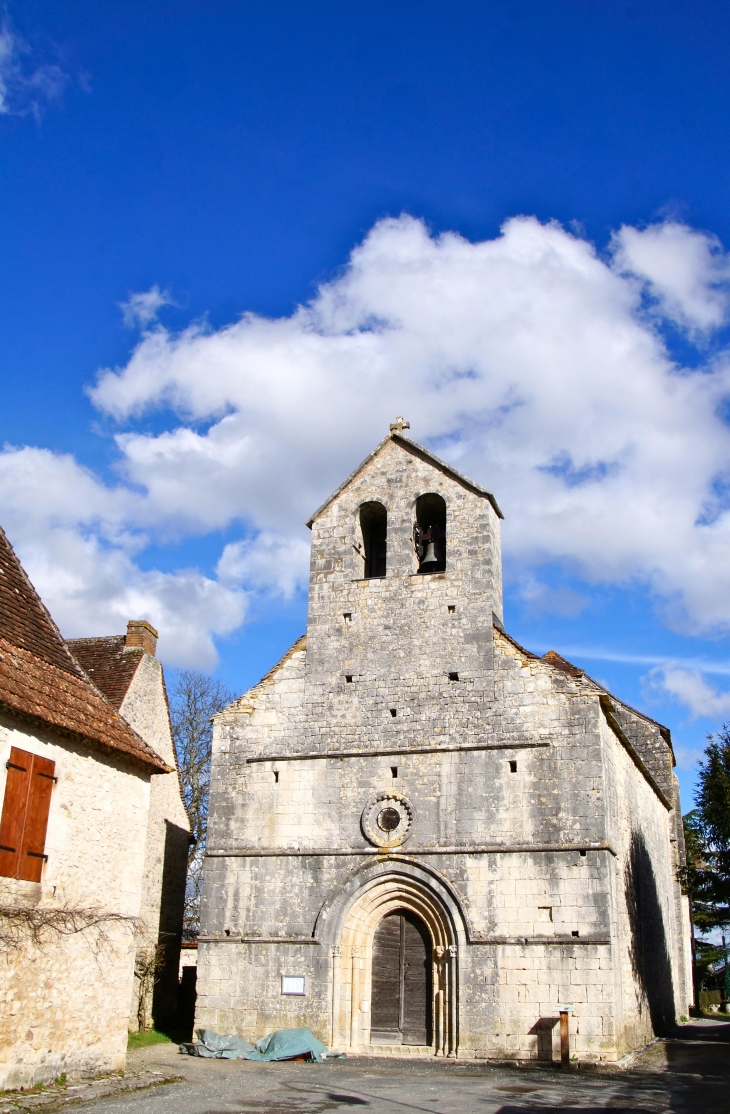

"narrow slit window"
[448, 671, 459, 682]
[345, 675, 353, 683]
[448, 605, 456, 614]
[391, 766, 398, 778]
[343, 612, 352, 624]
[360, 502, 387, 579]
[580, 849, 587, 857]
[509, 760, 517, 773]
[273, 771, 279, 783]
[389, 708, 397, 718]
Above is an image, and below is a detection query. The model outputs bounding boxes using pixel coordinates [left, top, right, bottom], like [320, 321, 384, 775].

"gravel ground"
[2, 1018, 728, 1114]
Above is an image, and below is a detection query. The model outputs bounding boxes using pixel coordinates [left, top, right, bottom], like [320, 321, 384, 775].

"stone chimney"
[125, 620, 158, 657]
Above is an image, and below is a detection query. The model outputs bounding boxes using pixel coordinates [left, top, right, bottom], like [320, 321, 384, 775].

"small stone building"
[69, 622, 190, 1031]
[197, 425, 693, 1063]
[0, 527, 186, 1088]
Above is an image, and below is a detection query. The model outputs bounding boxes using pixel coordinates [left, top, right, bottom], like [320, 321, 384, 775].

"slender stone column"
[331, 945, 341, 1048]
[448, 945, 458, 1056]
[350, 946, 363, 1050]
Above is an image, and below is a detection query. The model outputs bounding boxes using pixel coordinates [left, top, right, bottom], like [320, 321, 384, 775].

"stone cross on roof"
[389, 416, 410, 434]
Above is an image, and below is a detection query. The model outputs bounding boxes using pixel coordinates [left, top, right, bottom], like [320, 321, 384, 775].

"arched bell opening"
[359, 501, 387, 579]
[414, 493, 446, 574]
[332, 874, 457, 1056]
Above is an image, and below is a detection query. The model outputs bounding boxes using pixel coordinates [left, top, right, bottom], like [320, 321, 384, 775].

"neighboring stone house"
[197, 424, 693, 1063]
[68, 623, 190, 1032]
[0, 527, 180, 1088]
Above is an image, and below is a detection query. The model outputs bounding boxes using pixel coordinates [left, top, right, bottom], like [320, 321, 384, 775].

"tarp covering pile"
[180, 1027, 335, 1062]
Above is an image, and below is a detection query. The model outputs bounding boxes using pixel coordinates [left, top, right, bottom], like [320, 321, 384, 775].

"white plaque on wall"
[281, 975, 306, 995]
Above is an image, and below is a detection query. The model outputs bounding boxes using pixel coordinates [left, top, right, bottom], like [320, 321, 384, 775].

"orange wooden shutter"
[0, 747, 55, 882]
[19, 753, 56, 882]
[0, 747, 32, 879]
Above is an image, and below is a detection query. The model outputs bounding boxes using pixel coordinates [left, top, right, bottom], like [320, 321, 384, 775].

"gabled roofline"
[306, 432, 504, 528]
[0, 525, 86, 680]
[216, 634, 307, 719]
[493, 620, 674, 761]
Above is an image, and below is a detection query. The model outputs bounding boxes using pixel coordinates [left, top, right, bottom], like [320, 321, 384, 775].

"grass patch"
[128, 1028, 174, 1050]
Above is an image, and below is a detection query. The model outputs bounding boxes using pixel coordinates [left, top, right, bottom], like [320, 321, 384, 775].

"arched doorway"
[371, 909, 432, 1046]
[330, 872, 457, 1055]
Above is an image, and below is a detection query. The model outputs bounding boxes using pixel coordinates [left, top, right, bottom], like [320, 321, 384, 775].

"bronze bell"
[421, 541, 437, 565]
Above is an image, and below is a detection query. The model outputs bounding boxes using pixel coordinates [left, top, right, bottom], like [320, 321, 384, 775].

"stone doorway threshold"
[364, 1045, 435, 1057]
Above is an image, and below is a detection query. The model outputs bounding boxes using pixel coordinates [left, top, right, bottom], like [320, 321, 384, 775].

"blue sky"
[3, 1, 730, 808]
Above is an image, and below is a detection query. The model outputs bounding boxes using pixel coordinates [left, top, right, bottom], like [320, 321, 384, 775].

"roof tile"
[67, 636, 143, 710]
[0, 528, 167, 772]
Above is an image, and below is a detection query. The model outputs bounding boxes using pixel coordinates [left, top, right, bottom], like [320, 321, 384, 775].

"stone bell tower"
[301, 419, 504, 757]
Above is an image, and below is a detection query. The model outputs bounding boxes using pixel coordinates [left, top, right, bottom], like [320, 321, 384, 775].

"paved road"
[90, 1019, 730, 1114]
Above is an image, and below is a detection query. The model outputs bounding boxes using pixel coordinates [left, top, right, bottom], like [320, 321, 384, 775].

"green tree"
[683, 727, 730, 933]
[682, 727, 730, 1009]
[169, 670, 236, 937]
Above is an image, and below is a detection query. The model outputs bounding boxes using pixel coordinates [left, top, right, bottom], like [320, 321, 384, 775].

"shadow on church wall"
[624, 828, 675, 1034]
[152, 820, 190, 1028]
[528, 1016, 558, 1060]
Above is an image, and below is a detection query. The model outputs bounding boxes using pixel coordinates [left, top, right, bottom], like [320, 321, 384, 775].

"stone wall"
[601, 712, 692, 1053]
[120, 652, 190, 1029]
[0, 715, 151, 1089]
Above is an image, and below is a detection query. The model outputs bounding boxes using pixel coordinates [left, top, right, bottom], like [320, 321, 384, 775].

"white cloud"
[649, 665, 730, 720]
[0, 23, 68, 120]
[611, 221, 730, 333]
[218, 533, 311, 599]
[89, 215, 730, 632]
[120, 286, 176, 330]
[6, 213, 730, 667]
[0, 446, 245, 669]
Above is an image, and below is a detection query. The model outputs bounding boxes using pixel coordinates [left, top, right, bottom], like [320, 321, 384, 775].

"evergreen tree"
[683, 727, 730, 933]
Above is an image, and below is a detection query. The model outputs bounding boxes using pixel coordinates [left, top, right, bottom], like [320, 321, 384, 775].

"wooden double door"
[370, 909, 432, 1046]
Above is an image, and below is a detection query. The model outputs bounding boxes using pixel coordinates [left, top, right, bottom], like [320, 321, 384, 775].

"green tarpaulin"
[180, 1027, 339, 1063]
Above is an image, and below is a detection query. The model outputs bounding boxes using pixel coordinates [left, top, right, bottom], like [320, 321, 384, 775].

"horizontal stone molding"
[197, 933, 610, 946]
[245, 740, 551, 764]
[469, 934, 611, 946]
[206, 841, 617, 858]
[197, 935, 320, 944]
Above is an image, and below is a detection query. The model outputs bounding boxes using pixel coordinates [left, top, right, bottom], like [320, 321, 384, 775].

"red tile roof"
[67, 636, 143, 711]
[0, 527, 168, 772]
[542, 649, 585, 677]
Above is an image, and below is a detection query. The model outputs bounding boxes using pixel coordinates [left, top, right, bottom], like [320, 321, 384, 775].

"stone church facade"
[197, 426, 693, 1062]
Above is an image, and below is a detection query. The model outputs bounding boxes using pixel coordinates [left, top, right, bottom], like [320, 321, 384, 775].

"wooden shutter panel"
[19, 753, 55, 882]
[0, 747, 31, 878]
[0, 747, 55, 882]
